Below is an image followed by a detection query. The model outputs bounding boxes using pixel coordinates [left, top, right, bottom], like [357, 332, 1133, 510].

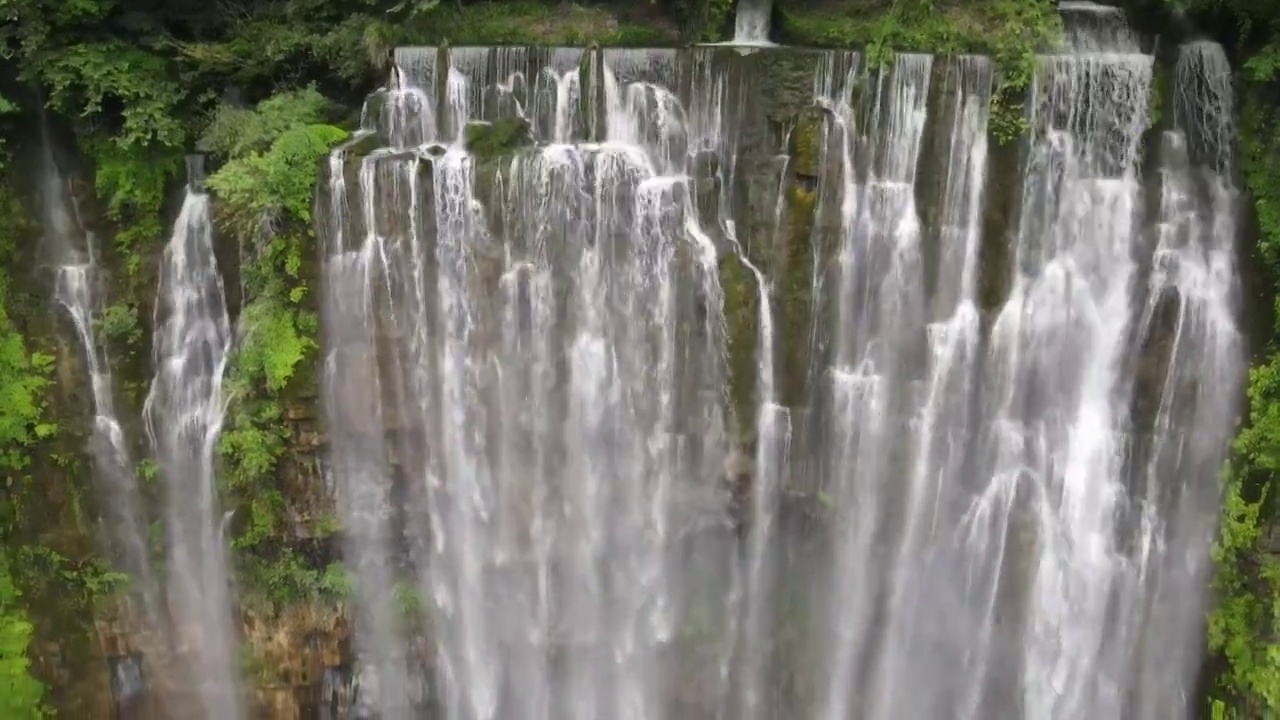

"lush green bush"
[0, 552, 45, 719]
[203, 88, 346, 605]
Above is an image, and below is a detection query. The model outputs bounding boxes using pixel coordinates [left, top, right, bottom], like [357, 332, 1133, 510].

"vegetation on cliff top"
[776, 0, 1062, 143]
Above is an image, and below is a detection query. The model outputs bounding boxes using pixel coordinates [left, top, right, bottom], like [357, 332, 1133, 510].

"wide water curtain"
[312, 6, 1242, 720]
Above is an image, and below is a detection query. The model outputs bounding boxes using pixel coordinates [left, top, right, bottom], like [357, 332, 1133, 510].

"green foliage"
[690, 0, 735, 42]
[219, 401, 288, 496]
[96, 302, 141, 349]
[200, 89, 332, 160]
[989, 87, 1029, 147]
[0, 164, 57, 717]
[394, 582, 425, 619]
[1242, 102, 1280, 268]
[240, 553, 351, 610]
[0, 330, 53, 473]
[1210, 350, 1280, 713]
[82, 138, 180, 275]
[208, 125, 347, 237]
[10, 547, 128, 607]
[777, 0, 1051, 59]
[25, 41, 186, 269]
[1207, 462, 1280, 711]
[136, 458, 159, 486]
[708, 0, 735, 41]
[37, 43, 184, 149]
[204, 90, 344, 601]
[409, 1, 674, 46]
[0, 551, 45, 719]
[3, 545, 128, 715]
[463, 118, 532, 159]
[164, 0, 410, 86]
[320, 562, 354, 598]
[777, 0, 1059, 144]
[0, 186, 55, 472]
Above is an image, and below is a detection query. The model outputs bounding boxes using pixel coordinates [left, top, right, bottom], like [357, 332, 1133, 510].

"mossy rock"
[342, 132, 384, 160]
[692, 149, 721, 179]
[976, 127, 1019, 314]
[778, 182, 818, 411]
[463, 118, 533, 159]
[757, 49, 831, 125]
[719, 252, 759, 438]
[789, 108, 829, 179]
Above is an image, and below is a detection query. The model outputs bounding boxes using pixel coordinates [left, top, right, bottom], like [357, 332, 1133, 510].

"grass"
[410, 1, 680, 46]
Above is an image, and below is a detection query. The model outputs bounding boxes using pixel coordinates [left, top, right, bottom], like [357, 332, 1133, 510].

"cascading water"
[865, 55, 995, 720]
[144, 156, 241, 719]
[991, 12, 1153, 718]
[732, 0, 774, 46]
[324, 46, 734, 720]
[38, 134, 159, 625]
[727, 246, 789, 720]
[1120, 40, 1243, 720]
[814, 51, 935, 720]
[315, 5, 1244, 718]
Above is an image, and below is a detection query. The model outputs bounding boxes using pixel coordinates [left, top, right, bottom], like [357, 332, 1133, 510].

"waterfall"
[38, 133, 159, 626]
[143, 156, 241, 719]
[315, 7, 1243, 716]
[108, 653, 148, 715]
[816, 52, 934, 720]
[1122, 40, 1242, 720]
[732, 0, 774, 46]
[320, 149, 417, 718]
[996, 13, 1152, 717]
[728, 245, 790, 720]
[867, 55, 994, 720]
[323, 46, 734, 719]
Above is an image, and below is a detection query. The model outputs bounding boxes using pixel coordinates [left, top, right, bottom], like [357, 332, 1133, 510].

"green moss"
[789, 110, 824, 179]
[1148, 67, 1166, 130]
[720, 253, 758, 437]
[778, 0, 1049, 58]
[989, 84, 1029, 148]
[0, 550, 45, 719]
[694, 0, 736, 42]
[463, 118, 532, 160]
[779, 183, 816, 409]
